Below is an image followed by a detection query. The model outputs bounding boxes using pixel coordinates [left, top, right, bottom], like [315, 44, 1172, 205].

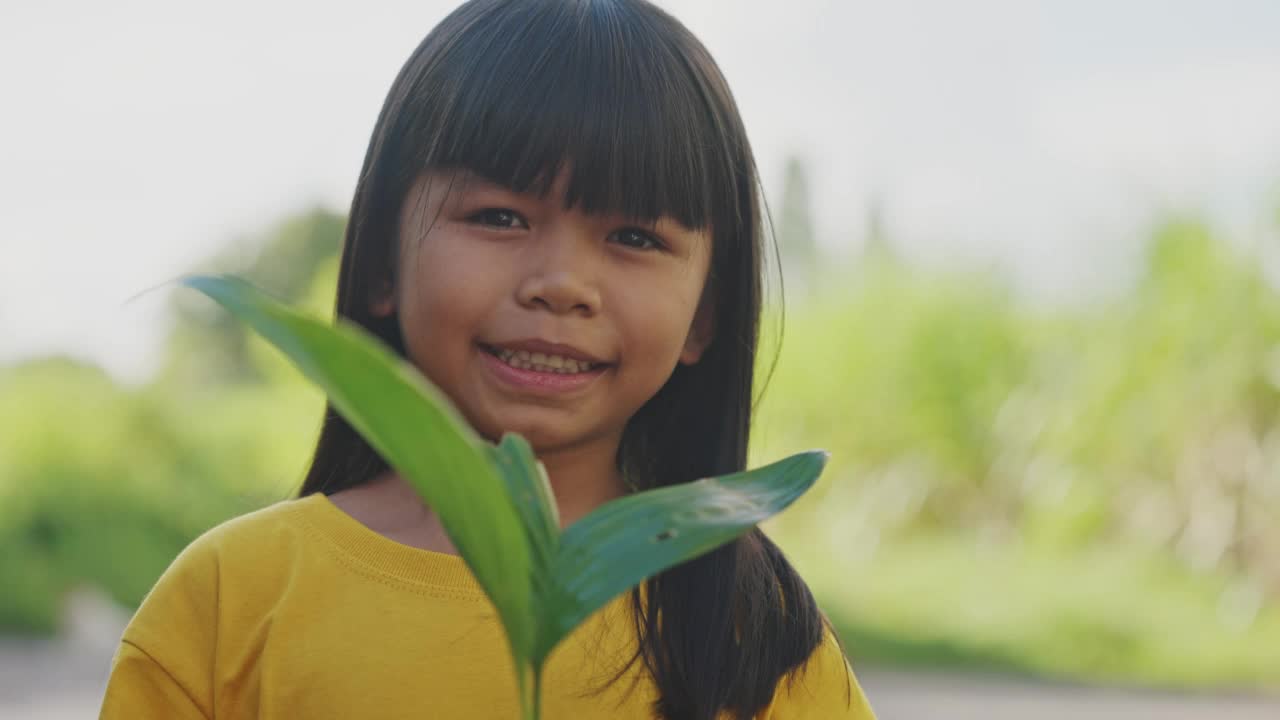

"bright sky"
[3, 0, 1279, 385]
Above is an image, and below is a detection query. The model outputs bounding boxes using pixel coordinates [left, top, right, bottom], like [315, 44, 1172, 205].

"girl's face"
[372, 169, 713, 454]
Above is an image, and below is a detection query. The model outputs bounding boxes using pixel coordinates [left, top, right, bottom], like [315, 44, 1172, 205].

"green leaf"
[179, 274, 538, 668]
[487, 434, 561, 556]
[485, 434, 560, 623]
[536, 451, 828, 662]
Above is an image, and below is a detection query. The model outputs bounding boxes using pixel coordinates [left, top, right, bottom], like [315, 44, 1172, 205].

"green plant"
[183, 274, 826, 720]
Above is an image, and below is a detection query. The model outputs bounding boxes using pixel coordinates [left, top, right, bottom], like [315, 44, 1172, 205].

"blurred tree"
[861, 194, 895, 264]
[776, 155, 818, 299]
[160, 208, 344, 386]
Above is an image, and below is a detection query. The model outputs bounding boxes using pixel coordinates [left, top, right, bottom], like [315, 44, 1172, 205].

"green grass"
[796, 533, 1280, 691]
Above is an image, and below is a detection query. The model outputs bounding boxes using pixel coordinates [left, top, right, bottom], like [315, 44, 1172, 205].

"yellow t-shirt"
[101, 493, 876, 719]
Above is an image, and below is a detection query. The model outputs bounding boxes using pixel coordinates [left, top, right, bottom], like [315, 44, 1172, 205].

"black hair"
[297, 1, 850, 717]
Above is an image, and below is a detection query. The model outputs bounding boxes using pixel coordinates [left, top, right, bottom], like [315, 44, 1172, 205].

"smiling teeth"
[495, 348, 596, 374]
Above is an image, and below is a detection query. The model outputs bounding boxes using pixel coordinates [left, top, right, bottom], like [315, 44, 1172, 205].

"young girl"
[101, 0, 876, 718]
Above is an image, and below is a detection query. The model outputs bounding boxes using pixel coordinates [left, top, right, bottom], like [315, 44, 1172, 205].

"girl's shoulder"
[130, 495, 323, 625]
[112, 496, 320, 689]
[174, 494, 318, 572]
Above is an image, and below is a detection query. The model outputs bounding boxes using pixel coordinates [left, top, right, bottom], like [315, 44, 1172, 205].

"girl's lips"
[479, 346, 607, 394]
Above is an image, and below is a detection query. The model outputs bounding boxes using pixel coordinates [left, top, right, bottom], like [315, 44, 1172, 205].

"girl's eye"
[468, 208, 528, 229]
[611, 227, 664, 251]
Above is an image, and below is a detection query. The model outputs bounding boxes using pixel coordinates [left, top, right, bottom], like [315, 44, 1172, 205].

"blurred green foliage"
[162, 208, 343, 385]
[751, 214, 1280, 688]
[757, 216, 1280, 577]
[2, 203, 1278, 689]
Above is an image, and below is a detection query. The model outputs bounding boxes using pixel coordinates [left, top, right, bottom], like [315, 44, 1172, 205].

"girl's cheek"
[618, 278, 699, 356]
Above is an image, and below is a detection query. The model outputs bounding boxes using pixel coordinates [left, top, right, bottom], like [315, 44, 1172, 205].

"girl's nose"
[515, 234, 602, 316]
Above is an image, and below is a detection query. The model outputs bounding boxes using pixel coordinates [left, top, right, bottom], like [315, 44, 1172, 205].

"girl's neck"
[535, 435, 630, 528]
[329, 432, 629, 556]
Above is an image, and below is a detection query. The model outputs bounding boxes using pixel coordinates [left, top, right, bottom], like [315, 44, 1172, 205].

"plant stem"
[520, 665, 543, 720]
[532, 668, 542, 720]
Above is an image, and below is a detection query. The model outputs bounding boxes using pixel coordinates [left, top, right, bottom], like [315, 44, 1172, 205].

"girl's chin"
[476, 416, 569, 449]
[489, 418, 620, 457]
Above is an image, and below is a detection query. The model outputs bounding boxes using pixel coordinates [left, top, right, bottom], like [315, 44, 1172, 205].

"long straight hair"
[297, 1, 848, 717]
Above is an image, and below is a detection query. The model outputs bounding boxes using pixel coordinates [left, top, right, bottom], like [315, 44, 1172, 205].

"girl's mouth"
[479, 343, 606, 375]
[477, 344, 610, 394]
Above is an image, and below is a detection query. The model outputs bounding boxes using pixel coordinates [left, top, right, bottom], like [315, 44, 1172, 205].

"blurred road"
[3, 589, 1277, 719]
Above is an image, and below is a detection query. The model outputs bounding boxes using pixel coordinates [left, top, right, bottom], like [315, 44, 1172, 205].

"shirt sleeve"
[99, 535, 220, 719]
[100, 640, 211, 718]
[761, 628, 878, 719]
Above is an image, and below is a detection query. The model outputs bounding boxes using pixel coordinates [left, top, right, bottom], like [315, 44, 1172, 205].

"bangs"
[402, 0, 737, 229]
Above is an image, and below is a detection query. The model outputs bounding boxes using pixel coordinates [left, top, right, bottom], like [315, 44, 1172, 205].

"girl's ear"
[679, 292, 715, 365]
